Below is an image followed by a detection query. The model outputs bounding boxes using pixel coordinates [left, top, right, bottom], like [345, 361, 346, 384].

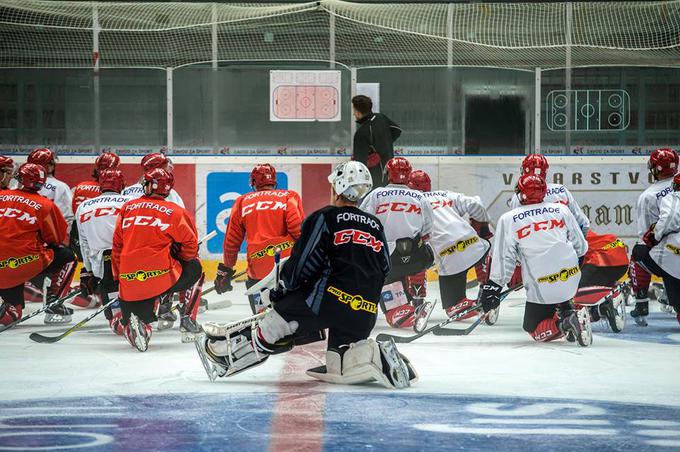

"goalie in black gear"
[195, 161, 418, 389]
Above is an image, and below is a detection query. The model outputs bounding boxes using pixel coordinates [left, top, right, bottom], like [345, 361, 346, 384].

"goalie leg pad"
[306, 339, 418, 389]
[530, 317, 564, 342]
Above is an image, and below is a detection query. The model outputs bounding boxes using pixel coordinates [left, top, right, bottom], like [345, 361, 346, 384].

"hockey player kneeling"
[479, 174, 592, 346]
[195, 161, 418, 389]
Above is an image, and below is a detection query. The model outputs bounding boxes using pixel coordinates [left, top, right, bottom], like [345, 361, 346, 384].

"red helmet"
[0, 156, 14, 189]
[141, 152, 169, 171]
[99, 169, 125, 193]
[673, 173, 680, 192]
[408, 170, 431, 192]
[17, 163, 47, 192]
[250, 164, 277, 190]
[521, 154, 549, 179]
[94, 152, 120, 179]
[142, 168, 174, 197]
[385, 157, 412, 185]
[648, 148, 678, 180]
[27, 148, 56, 169]
[516, 174, 547, 205]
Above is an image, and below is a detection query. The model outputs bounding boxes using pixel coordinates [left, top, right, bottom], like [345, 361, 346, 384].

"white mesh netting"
[0, 0, 678, 70]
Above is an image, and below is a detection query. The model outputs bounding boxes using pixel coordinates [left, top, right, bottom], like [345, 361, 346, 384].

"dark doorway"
[465, 96, 525, 155]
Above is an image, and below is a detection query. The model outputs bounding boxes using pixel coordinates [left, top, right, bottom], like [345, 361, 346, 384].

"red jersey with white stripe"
[222, 189, 304, 280]
[72, 180, 101, 213]
[112, 196, 198, 301]
[0, 189, 68, 289]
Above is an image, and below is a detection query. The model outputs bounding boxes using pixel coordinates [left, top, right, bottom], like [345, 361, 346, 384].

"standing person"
[196, 161, 417, 389]
[408, 169, 492, 320]
[0, 163, 76, 326]
[112, 168, 203, 351]
[479, 175, 590, 346]
[122, 152, 185, 207]
[0, 155, 14, 190]
[629, 148, 678, 326]
[27, 148, 74, 227]
[351, 95, 402, 188]
[214, 164, 305, 314]
[360, 157, 434, 328]
[635, 173, 680, 326]
[76, 169, 133, 335]
[70, 152, 121, 309]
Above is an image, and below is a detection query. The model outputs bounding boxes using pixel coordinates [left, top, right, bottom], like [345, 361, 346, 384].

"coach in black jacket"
[352, 95, 402, 188]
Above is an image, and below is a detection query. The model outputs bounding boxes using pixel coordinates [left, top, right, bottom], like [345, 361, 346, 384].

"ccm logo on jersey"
[666, 244, 680, 256]
[250, 241, 293, 260]
[242, 200, 286, 217]
[327, 286, 378, 314]
[430, 199, 454, 210]
[121, 215, 170, 231]
[376, 202, 421, 215]
[79, 207, 121, 223]
[440, 236, 479, 256]
[516, 219, 565, 239]
[120, 269, 170, 282]
[0, 208, 37, 224]
[0, 255, 38, 269]
[333, 229, 383, 252]
[537, 265, 580, 284]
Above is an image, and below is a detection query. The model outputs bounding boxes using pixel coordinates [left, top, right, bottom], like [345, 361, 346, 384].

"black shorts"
[632, 245, 680, 309]
[275, 286, 377, 350]
[579, 264, 627, 288]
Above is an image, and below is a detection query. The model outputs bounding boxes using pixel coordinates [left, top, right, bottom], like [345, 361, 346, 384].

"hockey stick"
[375, 284, 522, 344]
[28, 298, 118, 343]
[0, 289, 80, 333]
[432, 310, 492, 336]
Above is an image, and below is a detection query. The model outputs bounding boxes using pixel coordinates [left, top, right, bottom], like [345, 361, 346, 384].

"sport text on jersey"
[546, 186, 566, 196]
[537, 266, 580, 284]
[439, 236, 479, 256]
[667, 244, 680, 255]
[333, 229, 383, 252]
[242, 200, 286, 217]
[0, 254, 38, 269]
[125, 202, 174, 215]
[376, 202, 421, 214]
[512, 206, 560, 222]
[120, 269, 170, 282]
[516, 219, 566, 239]
[336, 212, 380, 230]
[0, 194, 42, 211]
[327, 286, 378, 314]
[657, 186, 672, 199]
[243, 190, 289, 200]
[602, 239, 625, 250]
[250, 241, 293, 260]
[376, 188, 423, 200]
[79, 206, 121, 223]
[82, 196, 129, 208]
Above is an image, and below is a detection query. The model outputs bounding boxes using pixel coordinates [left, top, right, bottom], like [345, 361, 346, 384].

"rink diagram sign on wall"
[270, 70, 341, 122]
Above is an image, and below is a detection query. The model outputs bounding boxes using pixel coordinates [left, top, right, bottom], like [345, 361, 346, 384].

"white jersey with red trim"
[636, 178, 674, 238]
[76, 192, 134, 278]
[491, 201, 588, 304]
[121, 183, 185, 208]
[510, 182, 589, 234]
[39, 175, 74, 226]
[422, 190, 491, 275]
[360, 184, 433, 253]
[651, 192, 680, 279]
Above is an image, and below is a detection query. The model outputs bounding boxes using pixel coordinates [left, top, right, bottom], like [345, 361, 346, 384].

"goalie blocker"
[196, 161, 418, 389]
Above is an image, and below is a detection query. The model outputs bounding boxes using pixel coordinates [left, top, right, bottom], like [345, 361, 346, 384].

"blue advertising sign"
[206, 171, 288, 255]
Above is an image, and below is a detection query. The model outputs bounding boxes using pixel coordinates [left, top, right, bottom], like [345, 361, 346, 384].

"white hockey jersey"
[360, 184, 433, 254]
[39, 175, 74, 226]
[636, 178, 674, 238]
[510, 182, 590, 234]
[490, 202, 588, 304]
[650, 192, 680, 279]
[121, 183, 185, 208]
[76, 192, 134, 278]
[422, 190, 491, 275]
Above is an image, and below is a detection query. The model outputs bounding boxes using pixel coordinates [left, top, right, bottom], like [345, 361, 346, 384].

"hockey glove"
[480, 281, 502, 313]
[214, 263, 235, 294]
[642, 224, 659, 248]
[170, 242, 182, 260]
[470, 219, 493, 240]
[79, 270, 99, 297]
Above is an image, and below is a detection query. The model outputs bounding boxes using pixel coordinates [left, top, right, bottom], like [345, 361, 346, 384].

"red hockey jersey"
[72, 180, 101, 213]
[112, 196, 198, 301]
[0, 189, 68, 289]
[223, 189, 304, 280]
[583, 230, 629, 268]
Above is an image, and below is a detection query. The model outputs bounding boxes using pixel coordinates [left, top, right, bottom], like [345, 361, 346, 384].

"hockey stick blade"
[0, 289, 80, 334]
[28, 299, 118, 344]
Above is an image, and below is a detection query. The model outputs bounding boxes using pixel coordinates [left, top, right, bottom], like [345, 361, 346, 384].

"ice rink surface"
[2, 283, 680, 451]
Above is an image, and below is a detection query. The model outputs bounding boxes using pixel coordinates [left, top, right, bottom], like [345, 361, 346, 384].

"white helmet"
[328, 161, 373, 202]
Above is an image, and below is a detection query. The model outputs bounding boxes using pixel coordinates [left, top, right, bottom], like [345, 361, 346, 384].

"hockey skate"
[630, 301, 649, 327]
[485, 306, 500, 326]
[559, 307, 592, 347]
[599, 297, 625, 333]
[655, 285, 673, 314]
[124, 313, 153, 352]
[377, 338, 417, 389]
[156, 299, 177, 331]
[413, 300, 435, 333]
[44, 296, 73, 324]
[180, 315, 202, 343]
